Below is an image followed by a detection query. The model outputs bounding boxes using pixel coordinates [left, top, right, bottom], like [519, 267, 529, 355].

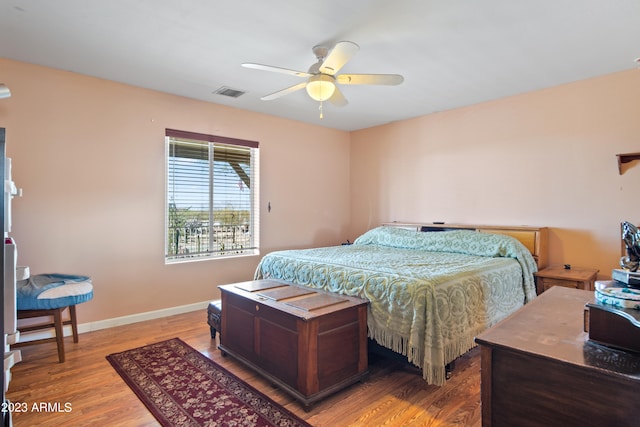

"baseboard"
[17, 300, 211, 342]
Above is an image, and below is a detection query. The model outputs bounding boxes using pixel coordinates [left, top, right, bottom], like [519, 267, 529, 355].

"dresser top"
[475, 286, 640, 380]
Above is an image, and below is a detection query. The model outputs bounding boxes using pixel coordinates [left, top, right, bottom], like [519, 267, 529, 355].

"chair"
[14, 306, 79, 362]
[14, 274, 93, 363]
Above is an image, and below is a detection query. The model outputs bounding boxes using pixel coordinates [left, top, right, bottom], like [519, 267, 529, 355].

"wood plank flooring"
[6, 309, 482, 426]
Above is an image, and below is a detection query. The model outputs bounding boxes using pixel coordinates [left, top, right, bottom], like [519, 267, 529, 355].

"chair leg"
[53, 308, 65, 363]
[69, 305, 79, 343]
[15, 305, 79, 363]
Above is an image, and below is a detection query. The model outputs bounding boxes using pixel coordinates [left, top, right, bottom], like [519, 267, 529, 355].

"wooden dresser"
[475, 286, 640, 427]
[219, 280, 369, 409]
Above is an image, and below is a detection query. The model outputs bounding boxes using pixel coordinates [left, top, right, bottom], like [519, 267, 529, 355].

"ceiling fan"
[242, 41, 404, 118]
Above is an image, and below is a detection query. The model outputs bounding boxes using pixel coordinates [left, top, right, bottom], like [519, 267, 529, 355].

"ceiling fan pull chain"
[319, 101, 324, 119]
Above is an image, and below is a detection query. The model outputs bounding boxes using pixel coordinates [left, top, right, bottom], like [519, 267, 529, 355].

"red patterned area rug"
[106, 337, 311, 427]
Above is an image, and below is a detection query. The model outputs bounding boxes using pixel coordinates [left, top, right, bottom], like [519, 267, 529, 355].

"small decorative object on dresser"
[620, 220, 640, 271]
[587, 280, 640, 353]
[534, 265, 598, 294]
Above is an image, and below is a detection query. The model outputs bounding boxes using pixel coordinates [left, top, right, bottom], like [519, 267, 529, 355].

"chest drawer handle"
[255, 304, 260, 311]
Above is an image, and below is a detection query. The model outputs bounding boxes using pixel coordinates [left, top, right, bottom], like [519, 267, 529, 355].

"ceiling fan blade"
[336, 74, 404, 85]
[260, 82, 307, 101]
[242, 63, 311, 78]
[328, 86, 348, 107]
[319, 41, 359, 75]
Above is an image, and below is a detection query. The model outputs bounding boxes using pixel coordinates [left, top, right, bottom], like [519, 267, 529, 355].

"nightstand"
[534, 266, 599, 294]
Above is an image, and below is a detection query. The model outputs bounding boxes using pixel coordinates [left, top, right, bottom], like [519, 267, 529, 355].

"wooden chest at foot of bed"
[218, 279, 369, 410]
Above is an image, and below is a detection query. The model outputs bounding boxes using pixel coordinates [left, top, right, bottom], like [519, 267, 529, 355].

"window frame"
[164, 128, 259, 264]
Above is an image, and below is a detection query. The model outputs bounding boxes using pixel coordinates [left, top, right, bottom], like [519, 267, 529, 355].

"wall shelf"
[617, 152, 640, 174]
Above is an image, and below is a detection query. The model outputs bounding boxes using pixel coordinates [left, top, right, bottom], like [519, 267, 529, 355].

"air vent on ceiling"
[214, 86, 245, 98]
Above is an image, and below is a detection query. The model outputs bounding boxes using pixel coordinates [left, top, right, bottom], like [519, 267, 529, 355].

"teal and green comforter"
[254, 226, 538, 385]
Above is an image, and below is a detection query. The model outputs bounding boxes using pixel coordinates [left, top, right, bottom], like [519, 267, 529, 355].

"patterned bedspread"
[254, 227, 538, 385]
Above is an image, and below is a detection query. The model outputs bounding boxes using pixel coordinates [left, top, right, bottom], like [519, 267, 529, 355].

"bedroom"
[2, 1, 640, 425]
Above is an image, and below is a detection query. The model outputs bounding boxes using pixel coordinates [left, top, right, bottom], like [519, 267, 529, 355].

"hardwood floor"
[6, 309, 482, 426]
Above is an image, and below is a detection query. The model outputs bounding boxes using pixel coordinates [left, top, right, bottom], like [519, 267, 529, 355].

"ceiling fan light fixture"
[306, 74, 335, 101]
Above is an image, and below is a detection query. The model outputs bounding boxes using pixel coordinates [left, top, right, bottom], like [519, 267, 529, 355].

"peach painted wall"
[0, 59, 351, 324]
[350, 69, 640, 279]
[2, 57, 639, 327]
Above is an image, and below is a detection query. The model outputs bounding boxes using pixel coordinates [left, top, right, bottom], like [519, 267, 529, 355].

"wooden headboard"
[383, 222, 548, 269]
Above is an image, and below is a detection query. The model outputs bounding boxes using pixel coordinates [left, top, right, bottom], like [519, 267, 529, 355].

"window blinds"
[165, 129, 259, 261]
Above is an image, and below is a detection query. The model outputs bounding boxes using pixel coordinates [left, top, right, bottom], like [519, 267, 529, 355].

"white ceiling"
[1, 1, 639, 131]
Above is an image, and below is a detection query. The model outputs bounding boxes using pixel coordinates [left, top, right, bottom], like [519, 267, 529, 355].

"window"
[165, 129, 259, 263]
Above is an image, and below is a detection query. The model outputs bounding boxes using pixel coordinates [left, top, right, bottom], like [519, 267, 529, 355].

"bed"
[254, 223, 548, 386]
